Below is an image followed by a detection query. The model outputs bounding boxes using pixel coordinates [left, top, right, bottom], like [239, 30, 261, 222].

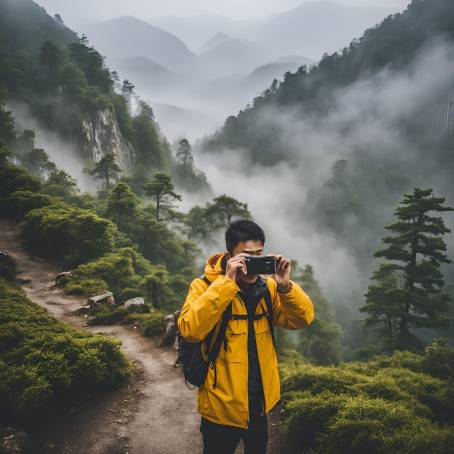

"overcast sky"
[37, 0, 409, 21]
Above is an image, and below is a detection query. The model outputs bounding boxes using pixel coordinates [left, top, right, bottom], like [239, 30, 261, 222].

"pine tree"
[361, 188, 453, 351]
[144, 173, 181, 221]
[176, 138, 194, 168]
[106, 182, 140, 232]
[90, 153, 121, 189]
[205, 195, 250, 228]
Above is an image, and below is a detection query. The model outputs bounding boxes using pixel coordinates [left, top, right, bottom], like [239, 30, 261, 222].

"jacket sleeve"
[177, 274, 240, 342]
[266, 278, 315, 330]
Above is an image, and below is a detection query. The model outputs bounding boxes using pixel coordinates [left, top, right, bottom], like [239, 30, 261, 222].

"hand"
[226, 253, 248, 282]
[268, 254, 291, 291]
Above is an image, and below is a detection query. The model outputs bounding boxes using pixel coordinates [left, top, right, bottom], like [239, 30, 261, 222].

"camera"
[244, 256, 277, 275]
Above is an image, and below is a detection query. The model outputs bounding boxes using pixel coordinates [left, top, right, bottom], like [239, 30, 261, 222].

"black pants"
[200, 414, 268, 454]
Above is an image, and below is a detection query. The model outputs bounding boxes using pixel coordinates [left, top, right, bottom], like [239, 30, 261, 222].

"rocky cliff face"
[80, 108, 135, 172]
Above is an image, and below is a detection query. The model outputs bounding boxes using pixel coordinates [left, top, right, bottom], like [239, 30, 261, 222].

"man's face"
[229, 239, 264, 285]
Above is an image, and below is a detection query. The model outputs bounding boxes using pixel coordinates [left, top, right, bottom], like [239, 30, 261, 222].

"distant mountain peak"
[198, 32, 237, 54]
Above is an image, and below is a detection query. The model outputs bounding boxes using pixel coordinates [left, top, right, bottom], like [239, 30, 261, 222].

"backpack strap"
[261, 286, 277, 352]
[198, 274, 234, 388]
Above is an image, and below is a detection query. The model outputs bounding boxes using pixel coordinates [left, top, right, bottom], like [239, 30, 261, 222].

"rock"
[123, 297, 145, 308]
[55, 271, 72, 287]
[16, 277, 31, 284]
[0, 251, 17, 280]
[1, 427, 31, 453]
[160, 313, 177, 347]
[88, 292, 115, 310]
[80, 108, 135, 172]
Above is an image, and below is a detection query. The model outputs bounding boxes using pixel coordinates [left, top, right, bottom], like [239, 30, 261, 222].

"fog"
[21, 0, 454, 301]
[35, 0, 406, 142]
[37, 0, 408, 22]
[189, 38, 454, 300]
[8, 102, 97, 193]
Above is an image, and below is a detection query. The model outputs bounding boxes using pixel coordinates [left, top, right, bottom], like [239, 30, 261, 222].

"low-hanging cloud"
[193, 37, 454, 302]
[8, 102, 97, 193]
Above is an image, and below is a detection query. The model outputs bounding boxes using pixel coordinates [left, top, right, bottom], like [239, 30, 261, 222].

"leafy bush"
[422, 338, 454, 380]
[0, 162, 40, 200]
[124, 312, 166, 337]
[320, 396, 429, 454]
[20, 203, 115, 266]
[2, 190, 54, 219]
[64, 248, 152, 300]
[283, 391, 348, 451]
[280, 348, 454, 454]
[89, 303, 150, 325]
[0, 278, 130, 424]
[281, 362, 359, 394]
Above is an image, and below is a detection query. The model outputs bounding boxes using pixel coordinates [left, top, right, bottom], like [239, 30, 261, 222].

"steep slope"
[242, 57, 313, 92]
[108, 56, 181, 92]
[202, 0, 454, 273]
[0, 0, 175, 174]
[83, 16, 196, 74]
[0, 0, 76, 51]
[205, 0, 454, 165]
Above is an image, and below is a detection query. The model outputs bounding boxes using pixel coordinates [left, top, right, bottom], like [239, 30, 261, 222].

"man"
[178, 219, 314, 454]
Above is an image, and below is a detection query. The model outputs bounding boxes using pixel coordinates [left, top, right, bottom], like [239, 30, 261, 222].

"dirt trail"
[0, 218, 284, 454]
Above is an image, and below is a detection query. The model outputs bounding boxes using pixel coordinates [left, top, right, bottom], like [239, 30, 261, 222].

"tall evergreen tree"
[176, 138, 194, 167]
[205, 195, 250, 228]
[144, 173, 181, 221]
[89, 153, 121, 189]
[361, 188, 453, 351]
[106, 182, 140, 232]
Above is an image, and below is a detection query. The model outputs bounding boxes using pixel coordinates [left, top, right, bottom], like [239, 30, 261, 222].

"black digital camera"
[244, 255, 277, 275]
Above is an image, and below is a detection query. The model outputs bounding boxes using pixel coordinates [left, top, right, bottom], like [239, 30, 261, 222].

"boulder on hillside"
[0, 251, 17, 280]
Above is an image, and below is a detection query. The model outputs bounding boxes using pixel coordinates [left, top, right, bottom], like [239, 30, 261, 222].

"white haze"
[37, 0, 409, 23]
[9, 102, 97, 193]
[191, 39, 454, 301]
[36, 0, 406, 142]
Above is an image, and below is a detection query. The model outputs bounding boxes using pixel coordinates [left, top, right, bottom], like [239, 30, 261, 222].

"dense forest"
[1, 0, 454, 453]
[202, 0, 454, 355]
[203, 0, 454, 269]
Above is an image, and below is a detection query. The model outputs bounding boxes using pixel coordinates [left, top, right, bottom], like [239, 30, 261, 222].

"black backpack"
[177, 275, 276, 389]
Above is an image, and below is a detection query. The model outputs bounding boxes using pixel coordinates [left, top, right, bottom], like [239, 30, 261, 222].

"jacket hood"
[203, 252, 227, 282]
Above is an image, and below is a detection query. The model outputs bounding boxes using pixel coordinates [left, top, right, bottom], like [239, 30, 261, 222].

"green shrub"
[422, 339, 454, 380]
[281, 362, 360, 394]
[386, 424, 454, 454]
[89, 303, 150, 325]
[0, 278, 130, 423]
[283, 391, 349, 451]
[20, 203, 115, 266]
[0, 162, 40, 199]
[124, 312, 166, 337]
[2, 190, 55, 219]
[64, 248, 151, 299]
[320, 396, 430, 454]
[64, 278, 108, 296]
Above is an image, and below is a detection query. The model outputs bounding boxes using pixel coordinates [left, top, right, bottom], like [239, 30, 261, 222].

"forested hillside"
[205, 0, 454, 164]
[203, 0, 454, 279]
[2, 0, 454, 452]
[0, 0, 209, 192]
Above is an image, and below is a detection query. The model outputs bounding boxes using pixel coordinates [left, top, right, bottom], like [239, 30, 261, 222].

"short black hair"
[225, 219, 265, 254]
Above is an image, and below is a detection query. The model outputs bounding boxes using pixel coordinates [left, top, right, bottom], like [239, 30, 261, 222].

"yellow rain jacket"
[178, 252, 315, 429]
